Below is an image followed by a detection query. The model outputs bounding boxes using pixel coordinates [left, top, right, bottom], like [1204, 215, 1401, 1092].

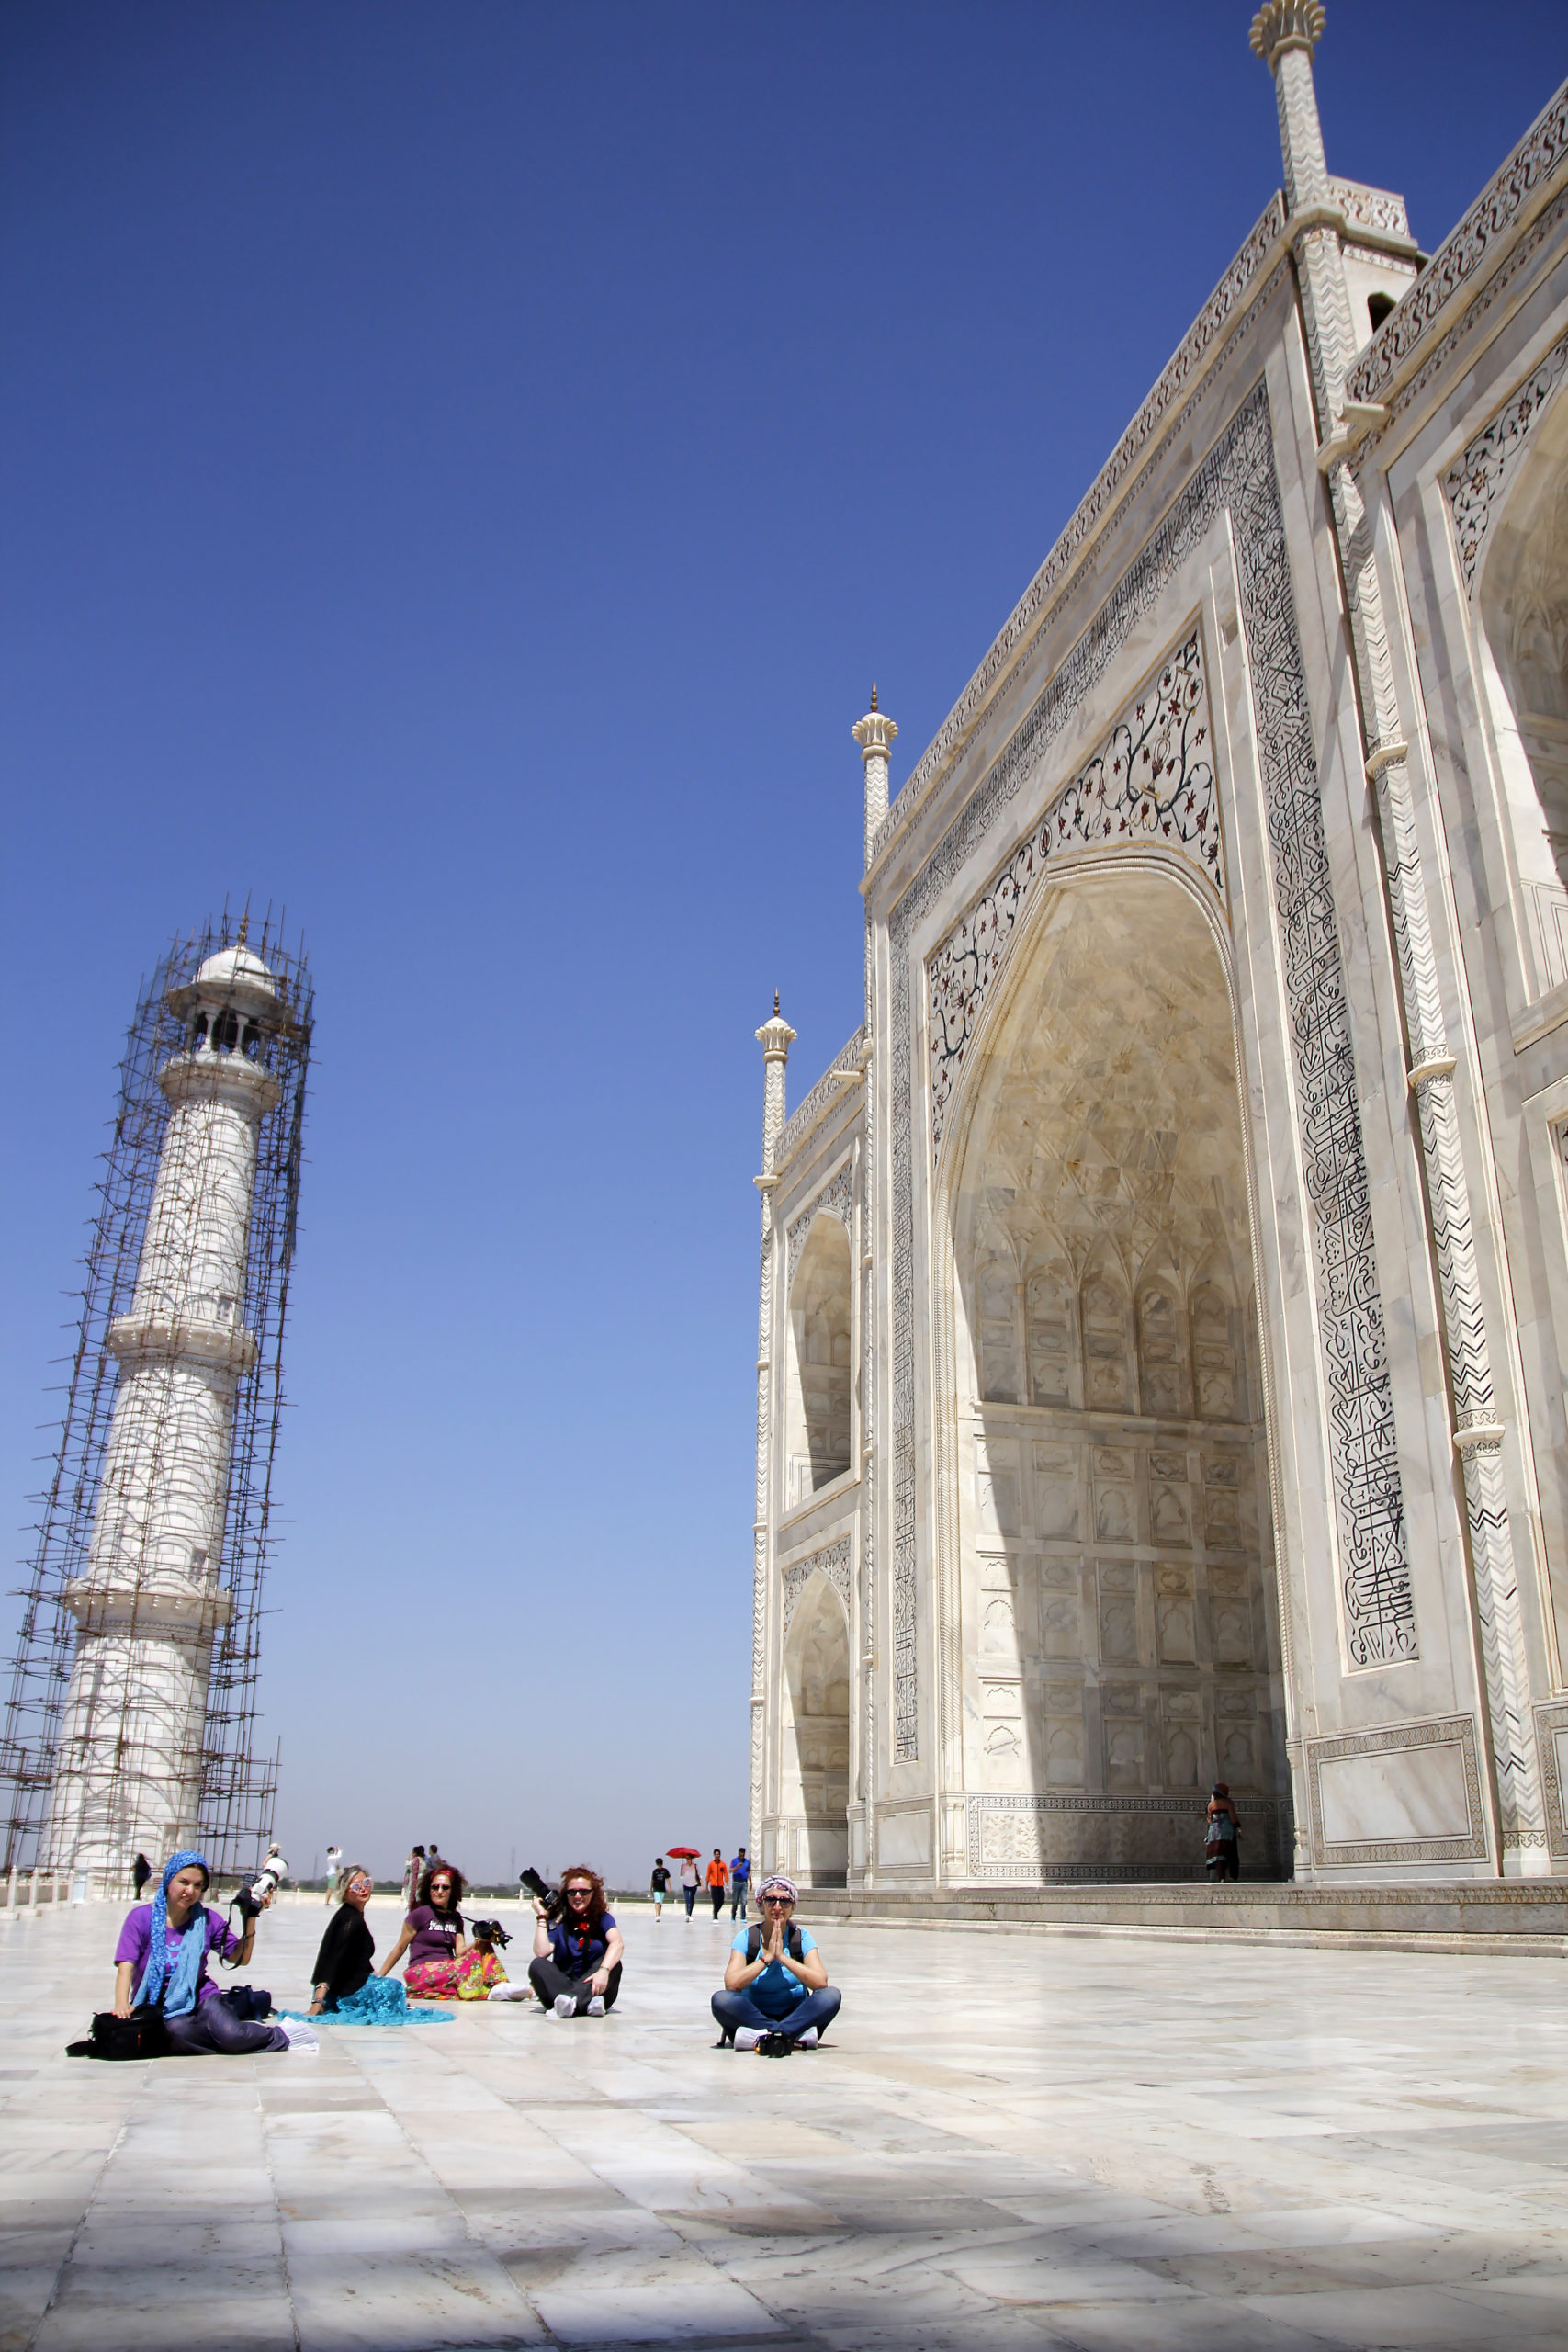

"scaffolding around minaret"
[0, 915, 312, 1891]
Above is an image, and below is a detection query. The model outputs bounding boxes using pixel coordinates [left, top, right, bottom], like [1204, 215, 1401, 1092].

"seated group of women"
[309, 1860, 626, 2020]
[110, 1856, 838, 2055]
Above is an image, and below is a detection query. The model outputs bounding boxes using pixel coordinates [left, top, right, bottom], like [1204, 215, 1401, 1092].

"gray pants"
[164, 1999, 288, 2056]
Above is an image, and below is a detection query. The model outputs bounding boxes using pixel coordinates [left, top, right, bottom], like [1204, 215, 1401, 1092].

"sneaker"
[732, 2027, 762, 2052]
[554, 1994, 577, 2018]
[756, 2031, 793, 2058]
[794, 2027, 819, 2049]
[586, 1996, 605, 2018]
[280, 2018, 319, 2052]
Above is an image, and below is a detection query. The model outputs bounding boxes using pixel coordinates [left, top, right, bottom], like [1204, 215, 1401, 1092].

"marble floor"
[0, 1894, 1564, 2350]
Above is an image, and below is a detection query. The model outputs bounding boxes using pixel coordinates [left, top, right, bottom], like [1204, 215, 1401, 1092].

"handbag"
[67, 2005, 171, 2061]
[218, 1985, 273, 2021]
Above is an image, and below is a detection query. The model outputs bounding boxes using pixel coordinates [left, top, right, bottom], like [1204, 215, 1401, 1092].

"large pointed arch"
[937, 858, 1288, 1880]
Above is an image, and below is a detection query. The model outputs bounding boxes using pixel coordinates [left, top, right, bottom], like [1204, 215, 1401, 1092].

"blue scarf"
[133, 1849, 212, 2018]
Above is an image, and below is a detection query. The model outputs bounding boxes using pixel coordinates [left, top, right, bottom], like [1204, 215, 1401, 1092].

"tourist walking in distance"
[1205, 1783, 1241, 1882]
[650, 1858, 671, 1921]
[729, 1847, 750, 1921]
[324, 1843, 342, 1904]
[401, 1843, 425, 1907]
[706, 1849, 728, 1918]
[680, 1854, 700, 1918]
[131, 1851, 152, 1897]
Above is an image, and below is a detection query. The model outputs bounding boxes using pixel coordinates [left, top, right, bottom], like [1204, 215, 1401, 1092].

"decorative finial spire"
[870, 683, 878, 711]
[1248, 1, 1325, 70]
[852, 687, 899, 867]
[236, 910, 249, 948]
[773, 988, 780, 1015]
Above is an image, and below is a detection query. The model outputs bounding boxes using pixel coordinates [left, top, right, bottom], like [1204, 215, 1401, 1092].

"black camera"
[519, 1866, 559, 1916]
[229, 1848, 288, 1934]
[468, 1918, 512, 1949]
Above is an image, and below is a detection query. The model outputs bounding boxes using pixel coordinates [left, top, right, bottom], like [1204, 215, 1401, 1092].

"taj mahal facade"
[749, 8, 1568, 1894]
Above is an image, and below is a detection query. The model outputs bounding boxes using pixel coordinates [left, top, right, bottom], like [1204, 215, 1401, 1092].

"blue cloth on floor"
[283, 1977, 452, 2025]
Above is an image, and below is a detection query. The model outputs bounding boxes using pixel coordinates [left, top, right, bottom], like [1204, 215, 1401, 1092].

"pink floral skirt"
[403, 1958, 462, 2000]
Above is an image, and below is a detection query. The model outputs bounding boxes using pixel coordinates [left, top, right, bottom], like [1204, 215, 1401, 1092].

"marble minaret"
[45, 940, 289, 1884]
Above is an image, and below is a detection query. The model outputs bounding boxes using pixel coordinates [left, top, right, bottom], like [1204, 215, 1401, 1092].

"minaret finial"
[870, 682, 878, 711]
[773, 988, 780, 1015]
[237, 909, 249, 948]
[1248, 1, 1325, 70]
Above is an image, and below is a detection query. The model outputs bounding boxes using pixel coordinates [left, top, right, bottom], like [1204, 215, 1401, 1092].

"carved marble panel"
[785, 1158, 855, 1293]
[889, 380, 1412, 1760]
[928, 629, 1226, 1157]
[781, 1535, 852, 1637]
[1443, 329, 1568, 595]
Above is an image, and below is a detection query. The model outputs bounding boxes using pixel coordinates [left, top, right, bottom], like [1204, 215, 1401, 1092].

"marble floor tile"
[529, 2273, 784, 2343]
[1240, 2281, 1568, 2348]
[3, 1897, 1566, 2350]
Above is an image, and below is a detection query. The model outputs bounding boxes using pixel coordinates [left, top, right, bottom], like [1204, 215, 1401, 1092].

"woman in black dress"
[309, 1864, 376, 2014]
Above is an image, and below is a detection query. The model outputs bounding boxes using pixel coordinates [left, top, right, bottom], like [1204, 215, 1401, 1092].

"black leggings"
[164, 2000, 288, 2056]
[528, 1956, 622, 2015]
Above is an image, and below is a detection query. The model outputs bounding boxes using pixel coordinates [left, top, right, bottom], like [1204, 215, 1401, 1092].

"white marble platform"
[1, 1895, 1565, 2349]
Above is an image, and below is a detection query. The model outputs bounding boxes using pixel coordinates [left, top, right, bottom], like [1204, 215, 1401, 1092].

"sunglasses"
[566, 1885, 592, 1897]
[761, 1895, 792, 1905]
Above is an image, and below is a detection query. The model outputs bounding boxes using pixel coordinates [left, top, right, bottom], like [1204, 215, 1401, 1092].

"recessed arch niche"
[780, 1575, 850, 1887]
[1477, 381, 1568, 994]
[784, 1213, 852, 1507]
[947, 865, 1286, 1878]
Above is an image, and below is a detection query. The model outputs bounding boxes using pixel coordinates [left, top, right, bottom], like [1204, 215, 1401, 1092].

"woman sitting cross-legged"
[527, 1866, 623, 2017]
[294, 1866, 451, 2026]
[712, 1873, 840, 2053]
[378, 1862, 468, 1998]
[112, 1849, 305, 2055]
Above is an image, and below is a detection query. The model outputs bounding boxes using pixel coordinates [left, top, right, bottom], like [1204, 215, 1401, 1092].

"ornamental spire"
[852, 686, 898, 869]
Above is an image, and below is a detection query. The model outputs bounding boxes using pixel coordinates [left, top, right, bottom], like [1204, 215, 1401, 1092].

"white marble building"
[750, 7, 1568, 1891]
[44, 942, 290, 1885]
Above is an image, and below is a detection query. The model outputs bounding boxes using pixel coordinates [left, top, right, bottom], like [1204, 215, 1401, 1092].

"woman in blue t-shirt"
[712, 1872, 841, 2052]
[527, 1865, 624, 2017]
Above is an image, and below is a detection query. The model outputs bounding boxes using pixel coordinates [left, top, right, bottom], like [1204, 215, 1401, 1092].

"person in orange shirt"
[705, 1849, 728, 1919]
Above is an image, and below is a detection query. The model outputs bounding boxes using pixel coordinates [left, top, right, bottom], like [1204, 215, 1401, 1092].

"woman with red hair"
[527, 1865, 624, 2017]
[377, 1860, 468, 1998]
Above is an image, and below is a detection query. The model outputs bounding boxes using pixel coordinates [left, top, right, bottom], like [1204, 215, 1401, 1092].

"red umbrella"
[665, 1846, 700, 1858]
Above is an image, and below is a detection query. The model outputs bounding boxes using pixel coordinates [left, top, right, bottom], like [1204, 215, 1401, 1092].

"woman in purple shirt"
[111, 1849, 296, 2056]
[377, 1860, 468, 1997]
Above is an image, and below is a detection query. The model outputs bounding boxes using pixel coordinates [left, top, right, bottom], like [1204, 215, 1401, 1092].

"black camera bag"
[67, 2005, 170, 2062]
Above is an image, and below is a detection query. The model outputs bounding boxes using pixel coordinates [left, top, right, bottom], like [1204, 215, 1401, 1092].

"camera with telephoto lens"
[519, 1866, 559, 1917]
[232, 1849, 288, 1923]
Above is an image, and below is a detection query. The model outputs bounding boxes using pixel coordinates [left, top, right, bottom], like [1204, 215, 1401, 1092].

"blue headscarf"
[133, 1850, 213, 2017]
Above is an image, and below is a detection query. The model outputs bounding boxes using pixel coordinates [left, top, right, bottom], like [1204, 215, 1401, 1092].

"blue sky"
[2, 3, 1560, 1889]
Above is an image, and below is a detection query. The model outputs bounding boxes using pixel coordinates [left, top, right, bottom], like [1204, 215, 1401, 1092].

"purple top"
[404, 1903, 464, 1969]
[113, 1904, 239, 2004]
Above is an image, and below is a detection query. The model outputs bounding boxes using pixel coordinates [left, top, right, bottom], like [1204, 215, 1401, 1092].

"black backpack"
[745, 1923, 804, 1963]
[69, 2005, 169, 2062]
